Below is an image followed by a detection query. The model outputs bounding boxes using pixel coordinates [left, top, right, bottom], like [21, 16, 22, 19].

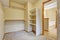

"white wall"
[44, 18, 49, 31]
[46, 7, 57, 21]
[36, 9, 42, 36]
[5, 21, 24, 33]
[44, 9, 47, 18]
[0, 3, 4, 40]
[4, 8, 24, 20]
[34, 0, 42, 35]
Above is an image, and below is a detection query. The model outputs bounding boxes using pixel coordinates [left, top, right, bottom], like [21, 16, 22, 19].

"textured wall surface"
[46, 7, 57, 21]
[5, 21, 24, 33]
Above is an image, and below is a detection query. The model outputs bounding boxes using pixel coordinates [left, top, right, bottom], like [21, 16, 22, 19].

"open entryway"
[42, 0, 57, 40]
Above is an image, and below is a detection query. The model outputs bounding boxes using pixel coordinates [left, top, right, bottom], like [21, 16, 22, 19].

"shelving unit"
[29, 8, 36, 34]
[29, 8, 42, 36]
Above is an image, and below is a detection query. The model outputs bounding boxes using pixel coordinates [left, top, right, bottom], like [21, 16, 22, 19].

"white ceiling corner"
[44, 2, 57, 9]
[12, 0, 27, 5]
[1, 0, 9, 7]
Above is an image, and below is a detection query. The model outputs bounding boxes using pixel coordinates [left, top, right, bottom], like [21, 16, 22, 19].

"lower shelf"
[5, 19, 25, 21]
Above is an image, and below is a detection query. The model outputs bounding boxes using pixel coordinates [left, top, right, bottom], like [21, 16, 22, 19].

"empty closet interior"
[4, 0, 42, 36]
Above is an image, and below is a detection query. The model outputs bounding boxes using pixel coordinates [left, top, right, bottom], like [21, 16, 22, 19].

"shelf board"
[30, 8, 36, 13]
[30, 23, 36, 26]
[30, 19, 36, 21]
[5, 19, 24, 21]
[30, 14, 36, 16]
[10, 6, 26, 10]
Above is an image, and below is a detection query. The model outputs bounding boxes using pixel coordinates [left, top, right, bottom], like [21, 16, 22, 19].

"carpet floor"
[4, 31, 47, 40]
[4, 30, 57, 40]
[4, 23, 57, 40]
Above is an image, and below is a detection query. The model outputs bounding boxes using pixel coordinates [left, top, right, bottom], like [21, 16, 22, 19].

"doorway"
[42, 0, 57, 40]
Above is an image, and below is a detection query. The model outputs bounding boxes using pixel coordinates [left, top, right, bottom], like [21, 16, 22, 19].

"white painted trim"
[44, 2, 57, 9]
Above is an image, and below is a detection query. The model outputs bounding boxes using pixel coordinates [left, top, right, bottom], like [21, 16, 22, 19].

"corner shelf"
[30, 8, 36, 13]
[29, 8, 41, 36]
[30, 23, 36, 26]
[30, 14, 36, 16]
[30, 19, 36, 21]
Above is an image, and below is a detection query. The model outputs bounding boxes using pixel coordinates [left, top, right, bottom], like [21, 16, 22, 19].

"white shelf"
[30, 8, 36, 13]
[30, 14, 36, 16]
[10, 6, 26, 10]
[29, 8, 41, 36]
[30, 19, 36, 21]
[30, 23, 36, 26]
[5, 19, 24, 21]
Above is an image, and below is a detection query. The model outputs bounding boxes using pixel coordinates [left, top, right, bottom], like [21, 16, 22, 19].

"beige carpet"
[4, 31, 57, 40]
[4, 31, 47, 40]
[4, 25, 57, 40]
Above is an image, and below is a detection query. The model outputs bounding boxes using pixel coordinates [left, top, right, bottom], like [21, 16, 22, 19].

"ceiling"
[0, 0, 39, 7]
[44, 0, 57, 9]
[44, 0, 57, 6]
[42, 0, 48, 2]
[11, 0, 27, 5]
[0, 0, 9, 7]
[11, 0, 39, 5]
[44, 2, 57, 9]
[29, 0, 39, 4]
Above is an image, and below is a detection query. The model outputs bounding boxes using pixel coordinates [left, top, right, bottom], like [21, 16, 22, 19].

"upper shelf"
[30, 14, 36, 16]
[30, 23, 36, 26]
[30, 8, 36, 13]
[10, 6, 26, 10]
[30, 19, 36, 20]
